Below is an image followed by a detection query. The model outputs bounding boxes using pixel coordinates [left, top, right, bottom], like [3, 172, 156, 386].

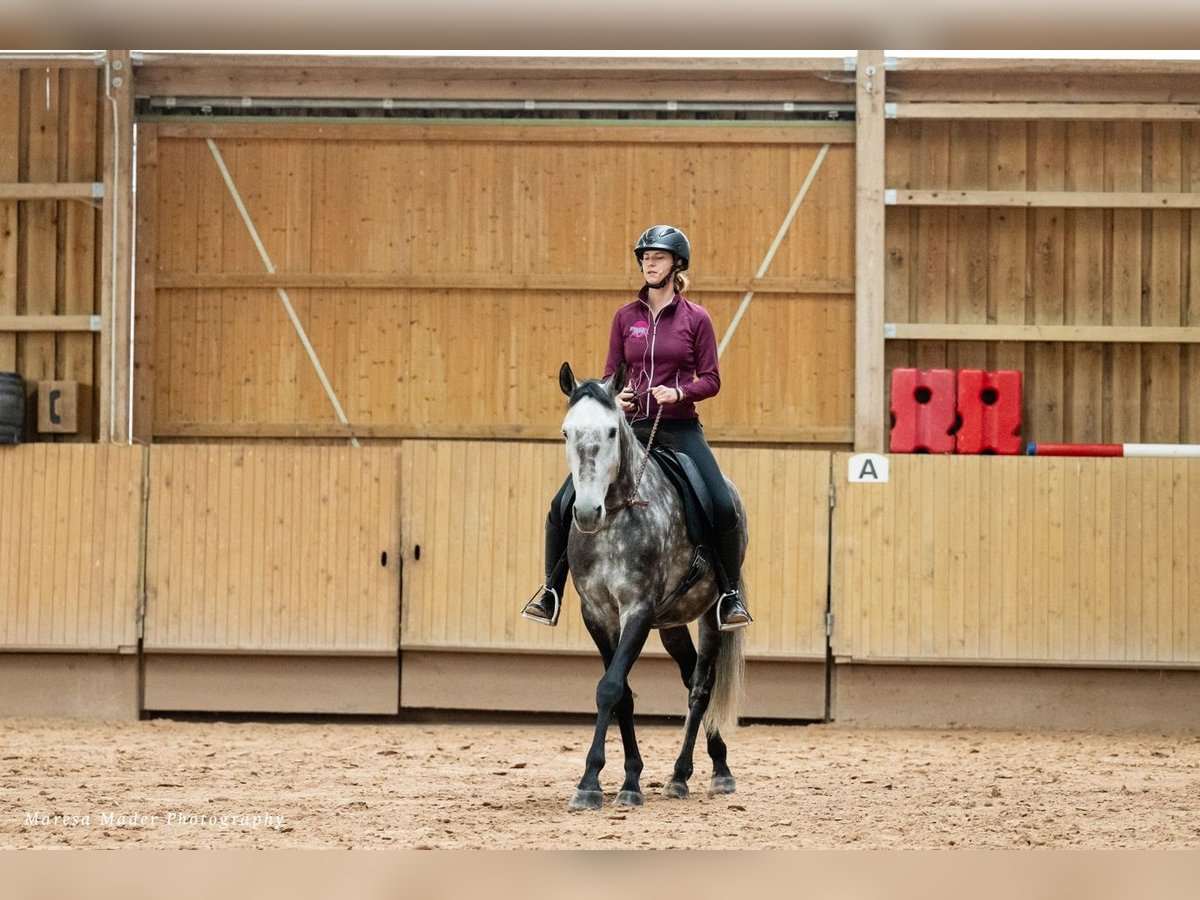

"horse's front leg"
[570, 607, 654, 811]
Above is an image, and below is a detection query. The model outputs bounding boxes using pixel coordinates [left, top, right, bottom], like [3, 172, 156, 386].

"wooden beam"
[150, 422, 854, 443]
[892, 58, 1200, 76]
[854, 50, 886, 453]
[99, 50, 135, 444]
[132, 54, 855, 104]
[0, 52, 104, 69]
[0, 182, 103, 200]
[150, 120, 856, 145]
[153, 272, 855, 295]
[890, 101, 1200, 121]
[0, 315, 100, 332]
[887, 189, 1200, 208]
[132, 123, 158, 445]
[886, 323, 1200, 343]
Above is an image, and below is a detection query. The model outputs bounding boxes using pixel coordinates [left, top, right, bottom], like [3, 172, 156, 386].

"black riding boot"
[712, 524, 752, 631]
[521, 514, 570, 626]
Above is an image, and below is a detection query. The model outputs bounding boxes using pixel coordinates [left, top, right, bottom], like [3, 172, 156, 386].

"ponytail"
[674, 270, 691, 295]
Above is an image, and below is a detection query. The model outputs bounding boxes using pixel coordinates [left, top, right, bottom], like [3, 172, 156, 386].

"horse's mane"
[567, 379, 619, 410]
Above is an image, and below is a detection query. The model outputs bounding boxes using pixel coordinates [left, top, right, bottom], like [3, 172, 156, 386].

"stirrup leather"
[521, 584, 562, 626]
[715, 589, 752, 632]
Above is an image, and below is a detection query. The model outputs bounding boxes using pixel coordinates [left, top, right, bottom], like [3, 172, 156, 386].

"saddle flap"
[649, 445, 714, 545]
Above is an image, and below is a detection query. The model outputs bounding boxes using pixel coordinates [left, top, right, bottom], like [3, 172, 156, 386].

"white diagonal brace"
[206, 138, 359, 447]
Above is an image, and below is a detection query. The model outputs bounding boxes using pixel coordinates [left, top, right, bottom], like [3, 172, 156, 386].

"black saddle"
[648, 445, 714, 547]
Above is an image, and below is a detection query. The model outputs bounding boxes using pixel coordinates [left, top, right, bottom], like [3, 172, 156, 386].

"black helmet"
[634, 225, 690, 271]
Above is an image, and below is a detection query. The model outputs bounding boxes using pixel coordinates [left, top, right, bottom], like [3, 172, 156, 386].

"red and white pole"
[1026, 443, 1200, 458]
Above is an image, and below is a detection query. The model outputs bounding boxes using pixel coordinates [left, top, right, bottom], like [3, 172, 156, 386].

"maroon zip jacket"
[603, 286, 721, 424]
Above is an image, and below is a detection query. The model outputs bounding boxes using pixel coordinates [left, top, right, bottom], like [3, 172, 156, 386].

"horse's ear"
[559, 362, 577, 397]
[608, 361, 628, 395]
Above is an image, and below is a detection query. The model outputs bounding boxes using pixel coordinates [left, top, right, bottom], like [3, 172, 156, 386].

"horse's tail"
[703, 586, 747, 737]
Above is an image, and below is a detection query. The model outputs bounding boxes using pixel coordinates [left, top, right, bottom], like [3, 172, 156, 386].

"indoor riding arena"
[3, 51, 1200, 850]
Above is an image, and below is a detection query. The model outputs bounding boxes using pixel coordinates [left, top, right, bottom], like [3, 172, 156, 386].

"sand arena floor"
[3, 715, 1200, 849]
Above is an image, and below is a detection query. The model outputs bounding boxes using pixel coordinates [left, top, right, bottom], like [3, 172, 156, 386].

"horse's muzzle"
[573, 504, 604, 534]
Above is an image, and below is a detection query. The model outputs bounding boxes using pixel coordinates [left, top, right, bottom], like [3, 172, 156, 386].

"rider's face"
[639, 249, 674, 283]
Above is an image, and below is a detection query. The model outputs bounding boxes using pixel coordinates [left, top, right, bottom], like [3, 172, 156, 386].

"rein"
[624, 404, 664, 510]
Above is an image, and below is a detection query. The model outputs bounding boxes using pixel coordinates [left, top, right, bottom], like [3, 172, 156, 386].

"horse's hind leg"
[659, 625, 727, 798]
[570, 611, 652, 812]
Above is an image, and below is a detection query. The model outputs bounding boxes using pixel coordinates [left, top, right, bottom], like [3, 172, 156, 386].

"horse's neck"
[612, 421, 644, 498]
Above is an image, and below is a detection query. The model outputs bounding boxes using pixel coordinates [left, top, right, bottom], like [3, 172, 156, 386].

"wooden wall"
[0, 64, 105, 440]
[833, 454, 1200, 666]
[138, 120, 855, 444]
[0, 444, 142, 650]
[142, 445, 400, 653]
[886, 120, 1200, 445]
[399, 441, 831, 661]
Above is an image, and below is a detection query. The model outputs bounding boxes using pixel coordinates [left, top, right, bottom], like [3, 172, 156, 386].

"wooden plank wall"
[832, 454, 1200, 666]
[142, 445, 400, 653]
[0, 66, 104, 439]
[399, 440, 830, 660]
[886, 120, 1200, 445]
[0, 444, 142, 650]
[142, 121, 855, 444]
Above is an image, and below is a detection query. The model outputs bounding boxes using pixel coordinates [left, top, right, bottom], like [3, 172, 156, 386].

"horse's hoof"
[568, 789, 605, 812]
[663, 780, 690, 800]
[613, 790, 644, 808]
[708, 775, 737, 796]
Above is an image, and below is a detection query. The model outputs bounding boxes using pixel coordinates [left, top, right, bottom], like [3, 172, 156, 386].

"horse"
[556, 360, 748, 811]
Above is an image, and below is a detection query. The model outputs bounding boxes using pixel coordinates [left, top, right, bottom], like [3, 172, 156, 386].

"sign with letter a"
[848, 453, 889, 484]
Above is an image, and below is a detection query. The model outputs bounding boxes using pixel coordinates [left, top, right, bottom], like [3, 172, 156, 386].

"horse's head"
[559, 361, 628, 534]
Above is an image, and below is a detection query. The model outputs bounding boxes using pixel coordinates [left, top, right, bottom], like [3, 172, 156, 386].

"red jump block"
[956, 369, 1022, 454]
[889, 368, 957, 453]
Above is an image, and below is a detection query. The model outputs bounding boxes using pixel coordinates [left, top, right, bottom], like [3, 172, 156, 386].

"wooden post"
[99, 49, 134, 444]
[854, 50, 887, 452]
[132, 122, 157, 444]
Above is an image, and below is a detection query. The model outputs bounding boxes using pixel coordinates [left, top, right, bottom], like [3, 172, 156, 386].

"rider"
[521, 224, 752, 631]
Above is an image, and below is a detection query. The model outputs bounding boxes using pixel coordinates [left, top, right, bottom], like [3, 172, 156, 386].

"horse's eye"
[608, 428, 617, 439]
[561, 429, 567, 437]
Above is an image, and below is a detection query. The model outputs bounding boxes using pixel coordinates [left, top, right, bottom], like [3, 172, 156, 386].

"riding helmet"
[634, 225, 690, 271]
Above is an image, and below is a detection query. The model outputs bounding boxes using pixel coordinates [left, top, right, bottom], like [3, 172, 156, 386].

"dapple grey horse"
[557, 361, 747, 811]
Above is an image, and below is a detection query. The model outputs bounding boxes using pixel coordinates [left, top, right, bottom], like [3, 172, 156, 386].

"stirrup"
[521, 584, 562, 627]
[715, 589, 752, 632]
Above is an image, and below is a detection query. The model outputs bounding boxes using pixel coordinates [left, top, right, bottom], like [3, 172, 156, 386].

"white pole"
[206, 138, 359, 447]
[1123, 444, 1200, 458]
[717, 143, 830, 359]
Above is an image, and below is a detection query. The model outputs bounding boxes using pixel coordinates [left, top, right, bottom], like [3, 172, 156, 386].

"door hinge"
[825, 611, 834, 637]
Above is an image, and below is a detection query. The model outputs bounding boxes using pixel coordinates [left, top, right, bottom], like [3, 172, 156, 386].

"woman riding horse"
[521, 224, 752, 631]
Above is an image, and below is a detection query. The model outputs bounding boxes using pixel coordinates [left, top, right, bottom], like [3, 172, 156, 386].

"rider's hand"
[618, 384, 636, 411]
[651, 385, 682, 405]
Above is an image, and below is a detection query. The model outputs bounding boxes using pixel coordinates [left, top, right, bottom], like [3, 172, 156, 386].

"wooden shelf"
[885, 323, 1200, 344]
[886, 189, 1200, 209]
[888, 101, 1200, 120]
[0, 315, 102, 333]
[0, 182, 103, 200]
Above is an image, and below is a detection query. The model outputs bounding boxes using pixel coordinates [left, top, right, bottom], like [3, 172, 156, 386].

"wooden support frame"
[99, 50, 134, 444]
[889, 101, 1200, 120]
[0, 182, 103, 200]
[0, 315, 101, 332]
[886, 323, 1200, 343]
[887, 189, 1200, 208]
[155, 272, 854, 295]
[854, 51, 886, 452]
